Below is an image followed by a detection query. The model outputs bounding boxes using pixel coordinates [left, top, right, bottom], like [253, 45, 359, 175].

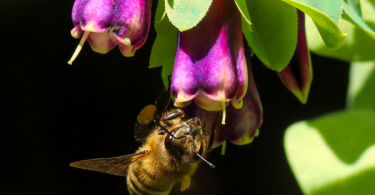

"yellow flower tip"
[231, 98, 243, 109]
[68, 31, 90, 65]
[174, 100, 192, 108]
[236, 135, 253, 145]
[70, 28, 81, 39]
[255, 129, 260, 137]
[293, 89, 308, 104]
[221, 101, 226, 125]
[121, 46, 136, 57]
[121, 37, 132, 46]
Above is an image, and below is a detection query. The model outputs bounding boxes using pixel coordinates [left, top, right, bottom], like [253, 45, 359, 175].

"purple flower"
[68, 0, 152, 64]
[183, 59, 263, 147]
[278, 10, 312, 104]
[171, 0, 248, 124]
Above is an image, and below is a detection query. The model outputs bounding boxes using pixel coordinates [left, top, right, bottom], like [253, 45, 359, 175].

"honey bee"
[70, 90, 218, 195]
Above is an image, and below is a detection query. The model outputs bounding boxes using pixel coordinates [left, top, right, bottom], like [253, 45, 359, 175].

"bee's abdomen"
[127, 162, 171, 195]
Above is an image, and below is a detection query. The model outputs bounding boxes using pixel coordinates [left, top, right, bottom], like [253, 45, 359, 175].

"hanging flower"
[68, 0, 152, 64]
[183, 57, 263, 147]
[278, 10, 312, 104]
[171, 0, 247, 124]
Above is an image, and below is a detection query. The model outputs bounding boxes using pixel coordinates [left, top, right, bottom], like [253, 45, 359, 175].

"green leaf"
[234, 0, 252, 31]
[165, 0, 212, 31]
[243, 0, 298, 72]
[149, 1, 178, 68]
[342, 1, 375, 40]
[306, 14, 375, 61]
[344, 0, 362, 16]
[347, 61, 375, 110]
[285, 110, 375, 195]
[282, 0, 347, 49]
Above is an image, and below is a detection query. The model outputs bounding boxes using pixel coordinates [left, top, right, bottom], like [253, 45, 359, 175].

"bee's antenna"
[191, 143, 215, 168]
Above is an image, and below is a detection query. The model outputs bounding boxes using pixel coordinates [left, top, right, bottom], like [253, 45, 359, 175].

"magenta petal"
[112, 0, 152, 56]
[171, 34, 200, 103]
[81, 0, 113, 32]
[183, 61, 262, 147]
[72, 0, 86, 28]
[171, 0, 248, 110]
[215, 62, 262, 146]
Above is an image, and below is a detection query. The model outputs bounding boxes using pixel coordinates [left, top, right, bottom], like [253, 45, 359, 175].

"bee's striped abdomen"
[127, 161, 172, 195]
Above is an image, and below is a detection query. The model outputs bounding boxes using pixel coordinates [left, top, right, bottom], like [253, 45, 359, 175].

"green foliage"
[306, 0, 375, 61]
[149, 1, 178, 68]
[306, 17, 375, 61]
[242, 0, 298, 72]
[285, 111, 375, 195]
[283, 0, 347, 49]
[347, 61, 375, 110]
[342, 1, 375, 39]
[164, 0, 212, 31]
[285, 59, 375, 193]
[345, 0, 362, 16]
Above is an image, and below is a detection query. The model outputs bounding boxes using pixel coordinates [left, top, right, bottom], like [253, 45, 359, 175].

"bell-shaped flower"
[183, 59, 262, 147]
[171, 0, 247, 124]
[278, 10, 312, 104]
[68, 0, 152, 64]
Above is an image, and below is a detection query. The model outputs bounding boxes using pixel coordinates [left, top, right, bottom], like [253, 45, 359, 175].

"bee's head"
[164, 118, 215, 168]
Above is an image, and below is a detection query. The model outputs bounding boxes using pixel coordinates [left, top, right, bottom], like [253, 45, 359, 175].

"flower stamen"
[68, 31, 90, 65]
[221, 101, 226, 125]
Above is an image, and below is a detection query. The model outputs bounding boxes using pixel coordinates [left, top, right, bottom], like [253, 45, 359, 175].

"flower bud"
[278, 10, 312, 104]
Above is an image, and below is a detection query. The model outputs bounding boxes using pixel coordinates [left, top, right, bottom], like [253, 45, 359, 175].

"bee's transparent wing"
[134, 123, 154, 142]
[70, 150, 149, 176]
[134, 89, 172, 142]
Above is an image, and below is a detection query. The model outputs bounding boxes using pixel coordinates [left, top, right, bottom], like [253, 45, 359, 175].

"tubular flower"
[183, 59, 262, 147]
[68, 0, 152, 64]
[278, 10, 312, 104]
[171, 0, 247, 124]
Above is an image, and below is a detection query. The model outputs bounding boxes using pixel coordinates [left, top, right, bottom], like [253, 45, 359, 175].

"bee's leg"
[172, 177, 196, 195]
[163, 109, 185, 121]
[180, 175, 192, 192]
